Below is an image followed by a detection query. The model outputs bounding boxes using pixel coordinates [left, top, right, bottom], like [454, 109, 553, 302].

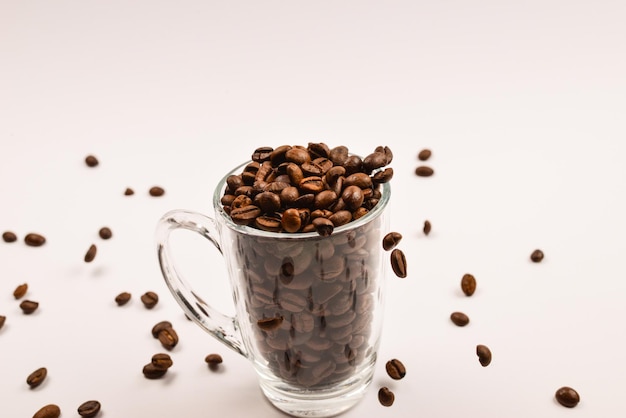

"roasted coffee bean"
[149, 186, 165, 197]
[308, 142, 330, 159]
[450, 312, 470, 327]
[205, 353, 223, 370]
[124, 187, 135, 196]
[141, 291, 159, 309]
[555, 386, 580, 408]
[2, 231, 17, 242]
[24, 233, 46, 247]
[530, 249, 544, 262]
[255, 216, 282, 232]
[270, 145, 292, 165]
[476, 344, 492, 367]
[423, 220, 431, 236]
[299, 176, 325, 194]
[26, 367, 47, 388]
[257, 316, 284, 331]
[13, 283, 28, 299]
[77, 400, 101, 418]
[98, 227, 112, 240]
[286, 147, 311, 165]
[255, 191, 281, 213]
[143, 363, 167, 379]
[385, 359, 406, 380]
[378, 387, 395, 407]
[157, 327, 179, 350]
[281, 208, 302, 232]
[343, 155, 363, 175]
[151, 321, 173, 337]
[415, 165, 434, 177]
[461, 273, 476, 296]
[84, 244, 97, 263]
[343, 172, 372, 189]
[114, 292, 131, 306]
[85, 155, 99, 167]
[329, 145, 349, 165]
[20, 300, 39, 314]
[382, 232, 402, 251]
[372, 167, 393, 183]
[418, 149, 432, 161]
[390, 248, 407, 278]
[312, 217, 334, 237]
[33, 404, 61, 418]
[363, 151, 387, 173]
[0, 315, 5, 330]
[152, 353, 174, 370]
[341, 185, 364, 211]
[314, 189, 338, 210]
[252, 146, 273, 162]
[231, 205, 262, 225]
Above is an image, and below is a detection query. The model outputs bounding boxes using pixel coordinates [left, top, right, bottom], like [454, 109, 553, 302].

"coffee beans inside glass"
[157, 144, 393, 417]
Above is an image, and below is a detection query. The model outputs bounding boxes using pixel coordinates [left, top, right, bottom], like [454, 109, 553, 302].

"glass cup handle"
[156, 209, 248, 358]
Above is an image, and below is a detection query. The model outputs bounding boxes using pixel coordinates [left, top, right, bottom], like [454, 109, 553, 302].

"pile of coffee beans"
[220, 143, 393, 236]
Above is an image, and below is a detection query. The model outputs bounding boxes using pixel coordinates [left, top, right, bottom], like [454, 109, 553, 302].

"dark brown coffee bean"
[77, 400, 101, 418]
[285, 147, 311, 164]
[26, 367, 47, 388]
[382, 232, 402, 251]
[376, 145, 394, 164]
[254, 191, 281, 213]
[555, 386, 580, 408]
[257, 316, 284, 331]
[372, 167, 394, 183]
[476, 344, 492, 367]
[13, 283, 28, 299]
[312, 217, 334, 237]
[124, 187, 134, 196]
[343, 172, 372, 189]
[85, 155, 99, 167]
[114, 292, 131, 306]
[423, 220, 431, 236]
[20, 300, 39, 314]
[149, 186, 165, 197]
[33, 404, 61, 418]
[143, 363, 167, 379]
[308, 142, 330, 159]
[362, 151, 387, 173]
[418, 149, 431, 161]
[98, 227, 112, 240]
[329, 210, 352, 227]
[378, 386, 395, 407]
[390, 248, 407, 278]
[329, 145, 349, 165]
[415, 165, 434, 177]
[230, 205, 262, 225]
[157, 327, 179, 350]
[24, 233, 46, 247]
[0, 315, 5, 330]
[205, 353, 223, 370]
[341, 185, 365, 211]
[151, 353, 174, 370]
[385, 359, 406, 380]
[2, 231, 17, 242]
[299, 176, 324, 194]
[255, 215, 282, 232]
[281, 208, 302, 232]
[252, 146, 273, 162]
[450, 312, 470, 327]
[461, 273, 476, 296]
[84, 244, 97, 263]
[141, 291, 159, 309]
[530, 249, 544, 262]
[151, 321, 173, 337]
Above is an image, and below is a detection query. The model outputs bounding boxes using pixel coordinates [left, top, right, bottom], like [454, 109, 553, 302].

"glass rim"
[212, 160, 391, 240]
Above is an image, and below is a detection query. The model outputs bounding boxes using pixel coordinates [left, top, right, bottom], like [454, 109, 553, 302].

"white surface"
[1, 1, 625, 417]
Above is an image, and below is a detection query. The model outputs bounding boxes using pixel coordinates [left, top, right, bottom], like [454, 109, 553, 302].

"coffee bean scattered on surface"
[205, 353, 223, 370]
[149, 186, 165, 197]
[378, 387, 395, 407]
[13, 283, 28, 299]
[555, 386, 580, 408]
[84, 244, 97, 263]
[77, 400, 101, 418]
[33, 404, 61, 418]
[390, 248, 407, 278]
[423, 220, 431, 236]
[0, 315, 6, 330]
[476, 344, 492, 367]
[2, 231, 17, 243]
[26, 367, 47, 388]
[114, 292, 131, 306]
[151, 320, 173, 337]
[415, 166, 434, 177]
[124, 187, 134, 196]
[461, 273, 476, 296]
[98, 227, 112, 240]
[154, 325, 178, 351]
[530, 249, 544, 263]
[418, 149, 432, 161]
[385, 359, 406, 380]
[24, 233, 46, 247]
[382, 232, 402, 251]
[85, 155, 99, 167]
[142, 363, 168, 379]
[141, 291, 159, 309]
[151, 353, 174, 370]
[450, 312, 470, 327]
[20, 300, 39, 314]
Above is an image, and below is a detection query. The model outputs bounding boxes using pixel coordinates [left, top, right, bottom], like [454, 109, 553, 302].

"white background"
[1, 1, 625, 417]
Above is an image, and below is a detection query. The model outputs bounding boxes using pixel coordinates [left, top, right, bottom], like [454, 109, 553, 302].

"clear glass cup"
[156, 161, 391, 417]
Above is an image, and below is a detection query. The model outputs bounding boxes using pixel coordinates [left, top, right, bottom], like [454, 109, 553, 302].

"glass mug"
[156, 161, 391, 417]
